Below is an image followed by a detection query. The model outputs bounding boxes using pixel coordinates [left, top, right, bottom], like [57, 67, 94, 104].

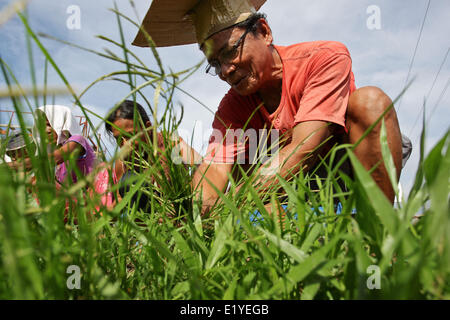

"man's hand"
[192, 161, 233, 216]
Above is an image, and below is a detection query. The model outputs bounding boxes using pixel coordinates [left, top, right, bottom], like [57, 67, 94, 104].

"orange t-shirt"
[205, 41, 356, 163]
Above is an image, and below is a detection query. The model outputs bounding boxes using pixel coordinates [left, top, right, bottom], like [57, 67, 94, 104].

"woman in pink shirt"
[7, 105, 96, 221]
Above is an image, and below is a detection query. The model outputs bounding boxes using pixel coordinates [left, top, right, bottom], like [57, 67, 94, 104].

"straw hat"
[132, 0, 267, 48]
[6, 132, 27, 152]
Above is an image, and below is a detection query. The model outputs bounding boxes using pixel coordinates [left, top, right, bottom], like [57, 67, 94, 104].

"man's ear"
[145, 121, 152, 128]
[258, 19, 273, 46]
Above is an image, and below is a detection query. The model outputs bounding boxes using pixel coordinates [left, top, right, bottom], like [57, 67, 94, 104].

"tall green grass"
[0, 4, 448, 299]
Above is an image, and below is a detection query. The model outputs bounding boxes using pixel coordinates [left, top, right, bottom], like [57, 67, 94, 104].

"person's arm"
[192, 161, 233, 216]
[177, 137, 203, 167]
[113, 159, 124, 203]
[52, 141, 85, 165]
[114, 159, 125, 181]
[7, 141, 84, 170]
[191, 91, 247, 215]
[252, 120, 335, 193]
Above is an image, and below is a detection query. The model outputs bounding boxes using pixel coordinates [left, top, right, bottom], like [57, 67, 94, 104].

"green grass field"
[0, 7, 448, 300]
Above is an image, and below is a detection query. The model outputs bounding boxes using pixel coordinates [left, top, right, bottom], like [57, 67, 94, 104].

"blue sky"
[0, 0, 449, 197]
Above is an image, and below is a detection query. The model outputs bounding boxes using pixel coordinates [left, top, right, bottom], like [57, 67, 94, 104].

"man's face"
[202, 21, 273, 96]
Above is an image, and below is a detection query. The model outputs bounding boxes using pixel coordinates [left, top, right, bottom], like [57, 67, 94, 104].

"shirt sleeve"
[294, 46, 353, 129]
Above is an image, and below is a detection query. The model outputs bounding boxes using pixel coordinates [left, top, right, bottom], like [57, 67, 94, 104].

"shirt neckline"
[259, 45, 286, 127]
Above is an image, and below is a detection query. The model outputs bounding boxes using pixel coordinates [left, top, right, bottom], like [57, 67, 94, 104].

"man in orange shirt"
[134, 0, 405, 214]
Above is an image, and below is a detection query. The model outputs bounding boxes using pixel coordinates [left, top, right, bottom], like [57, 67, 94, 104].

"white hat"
[33, 105, 82, 146]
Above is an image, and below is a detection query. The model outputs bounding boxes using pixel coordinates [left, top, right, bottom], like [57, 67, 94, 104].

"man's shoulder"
[276, 41, 351, 60]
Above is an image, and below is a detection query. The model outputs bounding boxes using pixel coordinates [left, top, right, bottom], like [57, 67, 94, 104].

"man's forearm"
[253, 143, 310, 193]
[253, 121, 333, 194]
[192, 161, 232, 216]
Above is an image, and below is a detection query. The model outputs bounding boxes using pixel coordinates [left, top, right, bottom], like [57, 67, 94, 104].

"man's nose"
[220, 62, 236, 80]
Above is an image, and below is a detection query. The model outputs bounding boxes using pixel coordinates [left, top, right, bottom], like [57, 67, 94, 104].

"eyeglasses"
[205, 28, 251, 76]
